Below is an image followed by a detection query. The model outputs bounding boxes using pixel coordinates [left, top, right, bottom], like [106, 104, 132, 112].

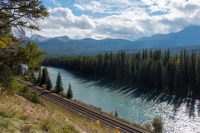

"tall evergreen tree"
[40, 68, 49, 86]
[37, 71, 42, 84]
[46, 78, 52, 90]
[55, 72, 63, 93]
[66, 83, 73, 99]
[31, 72, 37, 84]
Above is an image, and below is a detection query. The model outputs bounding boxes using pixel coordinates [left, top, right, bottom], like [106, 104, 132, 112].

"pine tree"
[37, 71, 42, 84]
[66, 83, 73, 99]
[31, 72, 35, 81]
[18, 65, 23, 75]
[55, 72, 63, 93]
[115, 110, 118, 117]
[40, 68, 49, 86]
[31, 72, 37, 84]
[46, 78, 52, 90]
[23, 69, 28, 76]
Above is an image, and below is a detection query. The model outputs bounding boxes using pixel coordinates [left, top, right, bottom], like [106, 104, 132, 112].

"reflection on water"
[45, 66, 200, 133]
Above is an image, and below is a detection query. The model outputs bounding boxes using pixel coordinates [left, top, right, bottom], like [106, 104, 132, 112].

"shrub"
[24, 76, 31, 81]
[114, 127, 121, 133]
[5, 78, 20, 94]
[30, 92, 40, 103]
[59, 91, 65, 97]
[64, 125, 77, 133]
[0, 111, 13, 118]
[95, 120, 101, 127]
[143, 122, 152, 131]
[20, 86, 29, 94]
[152, 116, 163, 133]
[41, 117, 51, 132]
[0, 120, 10, 128]
[0, 68, 12, 88]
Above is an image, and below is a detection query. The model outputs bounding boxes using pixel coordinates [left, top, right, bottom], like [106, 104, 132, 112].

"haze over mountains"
[27, 26, 200, 56]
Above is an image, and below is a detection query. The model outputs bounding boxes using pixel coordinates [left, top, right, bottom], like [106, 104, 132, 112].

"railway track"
[17, 79, 150, 133]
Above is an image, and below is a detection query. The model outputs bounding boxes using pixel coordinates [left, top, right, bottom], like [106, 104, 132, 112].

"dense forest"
[43, 50, 200, 98]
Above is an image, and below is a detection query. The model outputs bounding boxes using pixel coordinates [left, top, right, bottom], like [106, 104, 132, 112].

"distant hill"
[27, 25, 200, 56]
[133, 25, 200, 48]
[27, 35, 133, 56]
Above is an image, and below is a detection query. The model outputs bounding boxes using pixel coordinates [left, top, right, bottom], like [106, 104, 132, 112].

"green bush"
[24, 76, 31, 81]
[0, 68, 12, 88]
[30, 92, 40, 103]
[18, 85, 40, 104]
[4, 78, 21, 94]
[143, 122, 152, 131]
[20, 86, 29, 94]
[152, 116, 163, 133]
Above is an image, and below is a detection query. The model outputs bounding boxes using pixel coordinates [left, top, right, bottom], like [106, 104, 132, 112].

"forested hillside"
[43, 50, 200, 98]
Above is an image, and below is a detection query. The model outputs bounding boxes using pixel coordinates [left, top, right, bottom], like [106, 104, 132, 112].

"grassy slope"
[0, 92, 115, 133]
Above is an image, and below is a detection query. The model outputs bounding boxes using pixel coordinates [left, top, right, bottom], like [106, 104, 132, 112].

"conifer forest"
[43, 49, 200, 98]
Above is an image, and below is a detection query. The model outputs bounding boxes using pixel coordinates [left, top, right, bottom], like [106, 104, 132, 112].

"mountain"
[30, 34, 49, 42]
[27, 25, 200, 56]
[28, 35, 133, 56]
[133, 25, 200, 48]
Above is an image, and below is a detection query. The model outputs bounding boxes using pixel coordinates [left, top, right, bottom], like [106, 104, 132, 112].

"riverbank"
[43, 65, 200, 100]
[0, 87, 116, 133]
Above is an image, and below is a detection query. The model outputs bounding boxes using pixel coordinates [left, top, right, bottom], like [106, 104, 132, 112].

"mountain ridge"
[27, 25, 200, 56]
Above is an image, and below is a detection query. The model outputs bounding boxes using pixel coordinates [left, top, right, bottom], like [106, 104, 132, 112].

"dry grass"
[41, 97, 116, 133]
[0, 94, 116, 133]
[0, 94, 78, 133]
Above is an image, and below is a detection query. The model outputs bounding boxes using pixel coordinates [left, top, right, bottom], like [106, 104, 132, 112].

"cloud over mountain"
[27, 0, 200, 41]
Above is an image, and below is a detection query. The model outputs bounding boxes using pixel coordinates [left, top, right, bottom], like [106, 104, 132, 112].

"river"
[45, 66, 200, 133]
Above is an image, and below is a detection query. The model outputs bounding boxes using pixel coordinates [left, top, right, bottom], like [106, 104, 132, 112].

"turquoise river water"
[45, 66, 200, 133]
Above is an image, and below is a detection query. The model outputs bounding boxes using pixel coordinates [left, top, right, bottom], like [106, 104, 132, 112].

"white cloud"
[74, 1, 105, 13]
[49, 0, 61, 6]
[27, 0, 200, 40]
[39, 7, 95, 29]
[74, 0, 141, 14]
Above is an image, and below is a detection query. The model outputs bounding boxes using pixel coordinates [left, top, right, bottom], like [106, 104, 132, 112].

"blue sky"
[28, 0, 200, 40]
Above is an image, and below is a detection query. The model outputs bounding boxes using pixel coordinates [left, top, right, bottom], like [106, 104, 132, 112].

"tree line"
[43, 50, 200, 98]
[31, 68, 73, 99]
